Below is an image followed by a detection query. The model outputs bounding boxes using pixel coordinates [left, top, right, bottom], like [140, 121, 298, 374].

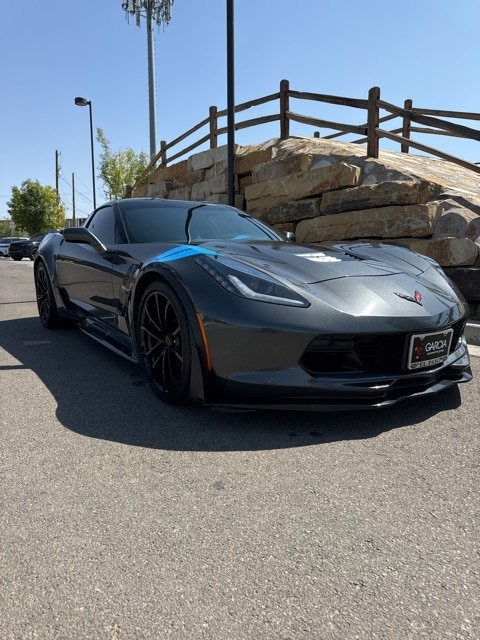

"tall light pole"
[74, 96, 96, 209]
[226, 0, 235, 206]
[122, 1, 174, 159]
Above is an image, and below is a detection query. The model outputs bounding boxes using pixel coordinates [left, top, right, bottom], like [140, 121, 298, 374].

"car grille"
[300, 318, 466, 374]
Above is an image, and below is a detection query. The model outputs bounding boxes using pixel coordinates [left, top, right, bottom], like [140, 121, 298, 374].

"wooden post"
[401, 98, 413, 153]
[209, 106, 218, 149]
[280, 79, 290, 139]
[160, 140, 167, 166]
[367, 86, 380, 158]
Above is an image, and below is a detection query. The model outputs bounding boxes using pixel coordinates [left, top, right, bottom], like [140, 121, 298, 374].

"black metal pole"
[226, 0, 235, 206]
[88, 101, 96, 209]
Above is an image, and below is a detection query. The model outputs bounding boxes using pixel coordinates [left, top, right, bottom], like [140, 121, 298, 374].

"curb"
[466, 321, 480, 347]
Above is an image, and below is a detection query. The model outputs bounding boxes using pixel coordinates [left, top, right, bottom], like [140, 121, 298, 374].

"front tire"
[35, 262, 62, 328]
[137, 281, 192, 404]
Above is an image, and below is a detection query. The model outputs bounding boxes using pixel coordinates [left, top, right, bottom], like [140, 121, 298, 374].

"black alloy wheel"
[137, 281, 192, 404]
[35, 262, 61, 328]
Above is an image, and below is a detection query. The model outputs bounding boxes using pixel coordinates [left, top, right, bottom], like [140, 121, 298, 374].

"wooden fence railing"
[133, 79, 480, 190]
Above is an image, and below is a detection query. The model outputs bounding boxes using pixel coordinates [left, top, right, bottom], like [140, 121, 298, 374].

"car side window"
[86, 207, 117, 245]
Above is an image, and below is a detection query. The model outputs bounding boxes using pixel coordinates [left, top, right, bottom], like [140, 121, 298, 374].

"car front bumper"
[201, 316, 472, 411]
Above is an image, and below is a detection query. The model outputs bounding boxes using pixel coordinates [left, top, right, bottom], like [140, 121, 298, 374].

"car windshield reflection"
[119, 201, 281, 244]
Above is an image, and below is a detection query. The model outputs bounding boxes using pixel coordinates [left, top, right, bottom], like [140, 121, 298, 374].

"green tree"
[97, 128, 149, 200]
[7, 180, 66, 236]
[0, 219, 19, 236]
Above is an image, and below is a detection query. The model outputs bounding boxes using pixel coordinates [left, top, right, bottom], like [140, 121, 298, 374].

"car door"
[55, 205, 119, 325]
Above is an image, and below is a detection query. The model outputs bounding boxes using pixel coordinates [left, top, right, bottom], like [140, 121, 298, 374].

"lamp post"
[74, 96, 96, 209]
[226, 0, 235, 206]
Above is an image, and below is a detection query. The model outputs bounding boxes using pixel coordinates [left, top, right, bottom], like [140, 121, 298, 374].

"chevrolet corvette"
[34, 198, 472, 411]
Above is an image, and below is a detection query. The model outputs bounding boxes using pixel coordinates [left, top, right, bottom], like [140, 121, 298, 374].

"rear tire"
[137, 282, 192, 404]
[35, 262, 62, 328]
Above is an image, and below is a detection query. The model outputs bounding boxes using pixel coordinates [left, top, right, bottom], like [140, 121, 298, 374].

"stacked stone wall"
[132, 136, 480, 317]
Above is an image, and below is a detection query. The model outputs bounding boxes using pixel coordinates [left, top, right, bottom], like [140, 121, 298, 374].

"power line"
[58, 174, 93, 219]
[59, 173, 92, 201]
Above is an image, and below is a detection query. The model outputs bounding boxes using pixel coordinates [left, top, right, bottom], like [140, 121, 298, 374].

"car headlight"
[193, 254, 310, 307]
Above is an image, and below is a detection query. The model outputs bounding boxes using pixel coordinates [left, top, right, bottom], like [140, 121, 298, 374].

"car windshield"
[118, 201, 282, 244]
[1, 237, 25, 244]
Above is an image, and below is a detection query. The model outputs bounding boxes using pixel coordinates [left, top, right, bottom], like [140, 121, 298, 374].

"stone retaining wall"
[132, 136, 480, 317]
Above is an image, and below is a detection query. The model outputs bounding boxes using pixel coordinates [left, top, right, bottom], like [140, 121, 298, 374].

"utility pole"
[121, 1, 174, 159]
[55, 150, 60, 199]
[72, 173, 76, 226]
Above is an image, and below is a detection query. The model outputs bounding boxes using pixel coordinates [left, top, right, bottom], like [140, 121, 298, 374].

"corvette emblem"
[394, 290, 423, 306]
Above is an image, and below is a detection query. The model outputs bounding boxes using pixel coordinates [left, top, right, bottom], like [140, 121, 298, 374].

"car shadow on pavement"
[1, 316, 462, 452]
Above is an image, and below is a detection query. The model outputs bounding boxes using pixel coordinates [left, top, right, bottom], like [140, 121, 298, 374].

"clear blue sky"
[1, 0, 479, 221]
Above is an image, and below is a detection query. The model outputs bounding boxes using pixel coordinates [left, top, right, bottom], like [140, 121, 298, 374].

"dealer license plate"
[407, 329, 453, 370]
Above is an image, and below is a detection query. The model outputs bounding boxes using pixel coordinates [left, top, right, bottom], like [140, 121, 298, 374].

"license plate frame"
[407, 328, 453, 370]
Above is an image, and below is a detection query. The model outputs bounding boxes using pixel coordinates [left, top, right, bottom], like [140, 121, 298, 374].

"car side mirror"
[62, 227, 107, 255]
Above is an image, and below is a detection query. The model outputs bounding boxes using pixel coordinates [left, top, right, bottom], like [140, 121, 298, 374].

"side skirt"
[79, 320, 139, 363]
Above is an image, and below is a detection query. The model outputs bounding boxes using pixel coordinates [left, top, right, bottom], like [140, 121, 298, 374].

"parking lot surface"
[1, 258, 479, 639]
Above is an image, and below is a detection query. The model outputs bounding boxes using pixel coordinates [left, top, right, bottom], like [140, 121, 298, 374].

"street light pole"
[226, 0, 235, 206]
[74, 96, 97, 209]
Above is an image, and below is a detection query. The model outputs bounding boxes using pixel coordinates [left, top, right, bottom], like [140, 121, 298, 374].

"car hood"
[188, 240, 464, 318]
[194, 240, 420, 284]
[10, 240, 33, 247]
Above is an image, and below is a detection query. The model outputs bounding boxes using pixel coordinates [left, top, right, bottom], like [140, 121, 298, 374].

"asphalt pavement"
[466, 319, 480, 347]
[1, 258, 479, 640]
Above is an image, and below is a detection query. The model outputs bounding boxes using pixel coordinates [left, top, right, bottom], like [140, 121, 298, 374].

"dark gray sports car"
[34, 198, 472, 411]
